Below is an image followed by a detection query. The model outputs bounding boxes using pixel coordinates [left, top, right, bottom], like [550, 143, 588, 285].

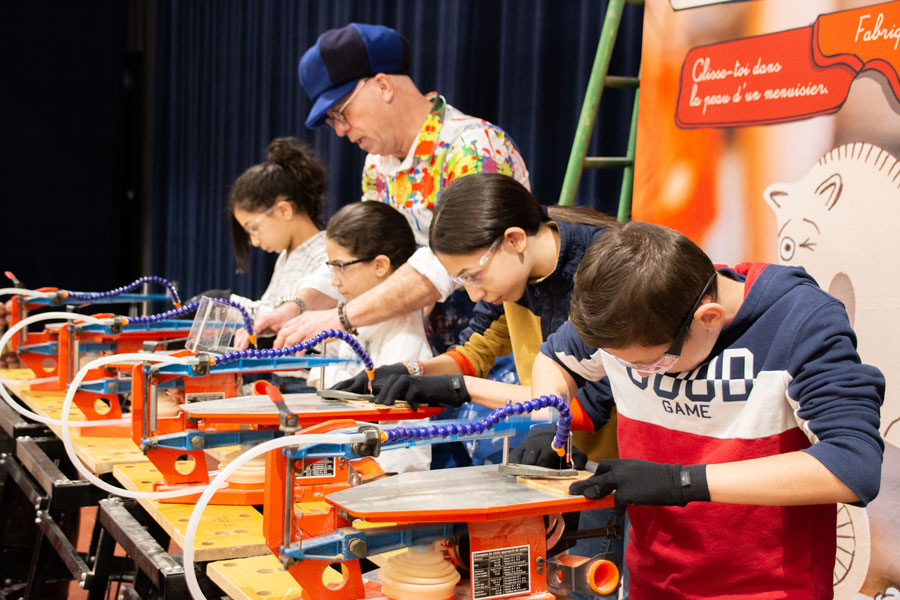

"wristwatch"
[276, 296, 306, 314]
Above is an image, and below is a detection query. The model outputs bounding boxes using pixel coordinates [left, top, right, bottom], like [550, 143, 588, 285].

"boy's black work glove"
[330, 363, 409, 394]
[509, 429, 587, 470]
[570, 459, 709, 513]
[372, 374, 470, 411]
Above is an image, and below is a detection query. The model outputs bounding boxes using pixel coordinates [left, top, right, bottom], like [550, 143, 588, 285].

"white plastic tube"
[0, 373, 131, 427]
[183, 432, 366, 600]
[0, 311, 115, 427]
[0, 287, 56, 298]
[61, 351, 211, 500]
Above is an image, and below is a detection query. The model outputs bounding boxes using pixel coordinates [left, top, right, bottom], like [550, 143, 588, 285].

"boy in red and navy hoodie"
[519, 220, 884, 600]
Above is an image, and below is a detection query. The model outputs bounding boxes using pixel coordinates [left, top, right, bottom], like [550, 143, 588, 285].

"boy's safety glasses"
[606, 272, 717, 374]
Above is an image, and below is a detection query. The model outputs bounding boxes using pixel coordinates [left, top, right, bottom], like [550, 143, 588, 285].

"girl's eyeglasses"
[326, 256, 377, 273]
[449, 237, 503, 287]
[243, 205, 277, 238]
[605, 272, 718, 374]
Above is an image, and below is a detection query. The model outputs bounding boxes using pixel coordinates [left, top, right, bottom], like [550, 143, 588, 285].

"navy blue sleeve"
[539, 321, 613, 386]
[787, 299, 885, 505]
[541, 321, 614, 432]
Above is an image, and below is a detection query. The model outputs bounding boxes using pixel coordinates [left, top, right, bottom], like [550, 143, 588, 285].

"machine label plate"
[471, 544, 530, 599]
[185, 392, 226, 403]
[297, 458, 336, 478]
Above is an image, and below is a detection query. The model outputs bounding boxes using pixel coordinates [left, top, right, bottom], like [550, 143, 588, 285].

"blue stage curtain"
[151, 0, 643, 300]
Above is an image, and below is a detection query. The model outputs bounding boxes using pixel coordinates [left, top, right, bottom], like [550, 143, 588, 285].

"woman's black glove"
[570, 459, 709, 511]
[509, 429, 587, 470]
[330, 363, 409, 394]
[372, 374, 470, 411]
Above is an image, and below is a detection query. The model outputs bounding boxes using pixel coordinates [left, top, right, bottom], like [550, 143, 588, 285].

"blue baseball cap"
[299, 23, 411, 129]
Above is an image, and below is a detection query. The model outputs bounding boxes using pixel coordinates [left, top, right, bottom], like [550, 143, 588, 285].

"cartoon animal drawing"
[766, 142, 900, 599]
[764, 142, 900, 445]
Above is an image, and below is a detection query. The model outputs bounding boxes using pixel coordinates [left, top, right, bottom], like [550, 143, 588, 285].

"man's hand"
[373, 374, 470, 411]
[331, 363, 409, 394]
[509, 429, 587, 470]
[253, 302, 302, 338]
[232, 328, 252, 350]
[570, 459, 710, 511]
[273, 308, 341, 349]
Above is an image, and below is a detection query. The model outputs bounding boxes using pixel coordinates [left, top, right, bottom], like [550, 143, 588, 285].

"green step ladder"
[558, 0, 643, 222]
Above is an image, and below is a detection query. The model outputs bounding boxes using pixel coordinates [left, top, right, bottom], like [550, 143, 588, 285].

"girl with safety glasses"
[314, 201, 434, 473]
[225, 137, 332, 330]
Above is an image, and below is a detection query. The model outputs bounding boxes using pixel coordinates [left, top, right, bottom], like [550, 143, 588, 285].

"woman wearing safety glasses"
[528, 220, 884, 600]
[333, 172, 617, 434]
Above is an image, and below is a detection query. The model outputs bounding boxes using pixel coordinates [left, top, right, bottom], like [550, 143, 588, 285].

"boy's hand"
[372, 374, 469, 410]
[571, 459, 709, 511]
[331, 363, 408, 394]
[509, 429, 587, 470]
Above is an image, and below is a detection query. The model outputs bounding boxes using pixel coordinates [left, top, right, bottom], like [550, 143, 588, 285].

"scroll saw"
[129, 359, 443, 505]
[267, 464, 619, 600]
[256, 393, 618, 600]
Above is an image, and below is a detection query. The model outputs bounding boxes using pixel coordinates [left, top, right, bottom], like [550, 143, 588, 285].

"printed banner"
[634, 3, 900, 592]
[676, 1, 900, 127]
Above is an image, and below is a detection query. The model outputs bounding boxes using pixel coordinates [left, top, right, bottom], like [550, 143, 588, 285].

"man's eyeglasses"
[326, 256, 377, 273]
[325, 78, 369, 130]
[449, 237, 503, 287]
[243, 205, 276, 238]
[606, 272, 718, 374]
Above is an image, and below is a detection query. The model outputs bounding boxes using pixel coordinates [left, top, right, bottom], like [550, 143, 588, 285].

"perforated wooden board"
[112, 461, 269, 561]
[3, 375, 147, 473]
[207, 554, 304, 600]
[1, 368, 37, 382]
[516, 469, 595, 495]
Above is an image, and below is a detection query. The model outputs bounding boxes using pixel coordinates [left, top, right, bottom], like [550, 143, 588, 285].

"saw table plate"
[178, 393, 441, 424]
[326, 465, 612, 523]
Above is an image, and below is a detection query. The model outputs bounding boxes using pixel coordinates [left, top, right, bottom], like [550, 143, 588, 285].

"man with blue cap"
[258, 23, 530, 354]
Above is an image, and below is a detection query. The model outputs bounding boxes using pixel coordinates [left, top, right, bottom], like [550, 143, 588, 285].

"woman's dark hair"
[228, 137, 326, 272]
[569, 221, 717, 349]
[428, 172, 616, 255]
[326, 202, 416, 271]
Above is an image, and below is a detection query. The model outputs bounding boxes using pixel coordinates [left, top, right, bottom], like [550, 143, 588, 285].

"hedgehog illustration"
[764, 142, 900, 444]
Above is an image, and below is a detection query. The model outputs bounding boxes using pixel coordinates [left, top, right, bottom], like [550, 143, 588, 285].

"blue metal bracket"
[283, 417, 537, 461]
[143, 428, 279, 452]
[17, 342, 59, 356]
[79, 319, 194, 335]
[152, 355, 358, 377]
[283, 523, 464, 562]
[75, 378, 133, 394]
[26, 292, 173, 307]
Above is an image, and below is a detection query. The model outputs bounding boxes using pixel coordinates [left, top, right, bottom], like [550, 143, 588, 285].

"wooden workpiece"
[112, 461, 270, 561]
[516, 470, 594, 495]
[1, 368, 147, 473]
